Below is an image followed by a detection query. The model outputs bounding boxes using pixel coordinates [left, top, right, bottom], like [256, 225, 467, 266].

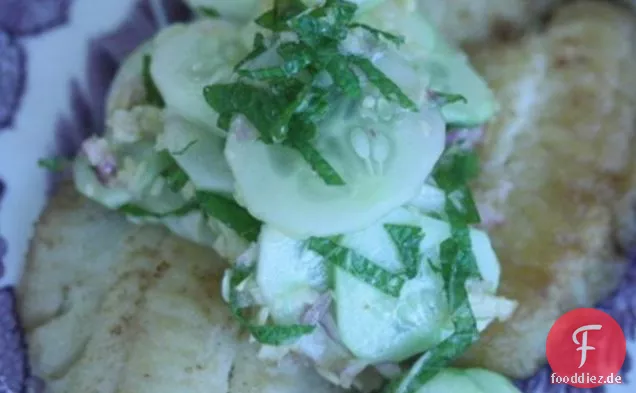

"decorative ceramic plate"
[1, 1, 635, 392]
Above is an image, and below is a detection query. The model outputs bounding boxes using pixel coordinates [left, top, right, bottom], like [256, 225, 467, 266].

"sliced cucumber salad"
[69, 1, 517, 392]
[151, 19, 254, 135]
[255, 208, 508, 363]
[357, 0, 498, 126]
[225, 95, 445, 237]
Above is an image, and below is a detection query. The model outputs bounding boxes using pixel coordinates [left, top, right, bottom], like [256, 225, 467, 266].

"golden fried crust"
[457, 1, 636, 378]
[21, 182, 343, 393]
[417, 0, 560, 44]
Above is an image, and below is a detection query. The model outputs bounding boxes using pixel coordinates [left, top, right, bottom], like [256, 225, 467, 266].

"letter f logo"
[572, 324, 602, 368]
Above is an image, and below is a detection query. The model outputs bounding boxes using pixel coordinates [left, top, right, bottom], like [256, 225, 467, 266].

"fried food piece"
[456, 1, 636, 379]
[417, 0, 559, 44]
[20, 182, 343, 393]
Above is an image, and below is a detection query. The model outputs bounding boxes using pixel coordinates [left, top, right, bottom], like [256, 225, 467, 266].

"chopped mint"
[206, 0, 413, 187]
[122, 157, 262, 242]
[170, 140, 198, 156]
[384, 183, 483, 393]
[205, 82, 347, 185]
[160, 158, 189, 193]
[433, 149, 481, 224]
[349, 23, 405, 46]
[234, 33, 268, 72]
[238, 42, 313, 80]
[384, 224, 424, 278]
[228, 266, 315, 346]
[255, 0, 308, 32]
[350, 56, 417, 111]
[289, 137, 346, 186]
[300, 86, 337, 124]
[142, 55, 165, 108]
[250, 324, 316, 345]
[119, 200, 199, 218]
[324, 55, 362, 98]
[430, 91, 468, 106]
[203, 82, 296, 143]
[286, 0, 357, 46]
[38, 157, 70, 172]
[308, 237, 407, 297]
[196, 191, 262, 243]
[277, 42, 314, 71]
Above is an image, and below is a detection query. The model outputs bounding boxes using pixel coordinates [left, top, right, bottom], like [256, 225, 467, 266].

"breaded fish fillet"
[416, 0, 560, 45]
[20, 182, 343, 393]
[456, 1, 636, 378]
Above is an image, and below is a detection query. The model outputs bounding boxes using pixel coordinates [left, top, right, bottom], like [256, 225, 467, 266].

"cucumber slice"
[106, 42, 152, 116]
[151, 20, 253, 136]
[256, 226, 329, 324]
[159, 112, 234, 195]
[75, 141, 187, 212]
[408, 184, 446, 214]
[225, 54, 445, 237]
[73, 156, 133, 209]
[334, 208, 500, 363]
[463, 369, 522, 393]
[357, 1, 497, 126]
[425, 52, 498, 127]
[415, 368, 521, 393]
[415, 369, 478, 393]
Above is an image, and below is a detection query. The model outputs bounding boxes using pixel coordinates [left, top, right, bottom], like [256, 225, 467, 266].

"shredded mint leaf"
[250, 324, 316, 345]
[383, 222, 482, 393]
[160, 160, 189, 193]
[228, 266, 315, 346]
[204, 83, 289, 142]
[38, 157, 70, 172]
[446, 186, 481, 225]
[170, 140, 198, 156]
[299, 86, 336, 123]
[239, 42, 316, 80]
[384, 224, 424, 279]
[234, 33, 268, 72]
[289, 137, 346, 186]
[384, 329, 479, 393]
[277, 42, 313, 67]
[349, 23, 404, 46]
[217, 112, 234, 131]
[240, 41, 314, 80]
[197, 6, 220, 18]
[432, 149, 481, 224]
[430, 91, 468, 106]
[119, 200, 199, 218]
[255, 0, 308, 31]
[433, 149, 479, 190]
[128, 156, 263, 242]
[209, 0, 414, 189]
[196, 191, 262, 242]
[325, 55, 361, 98]
[308, 237, 406, 297]
[206, 83, 347, 186]
[288, 0, 357, 45]
[237, 66, 291, 80]
[350, 56, 417, 111]
[142, 55, 165, 108]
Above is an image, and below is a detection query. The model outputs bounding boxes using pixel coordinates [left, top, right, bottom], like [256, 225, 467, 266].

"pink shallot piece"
[81, 137, 118, 183]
